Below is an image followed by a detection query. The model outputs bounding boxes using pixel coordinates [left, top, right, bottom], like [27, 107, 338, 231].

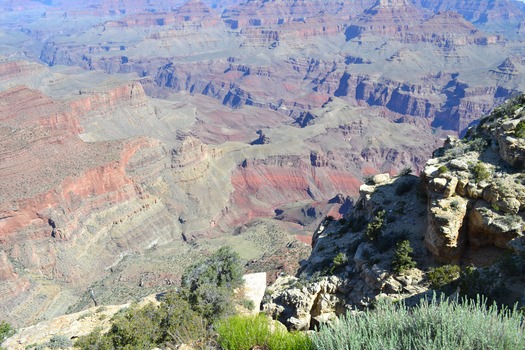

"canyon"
[0, 0, 524, 329]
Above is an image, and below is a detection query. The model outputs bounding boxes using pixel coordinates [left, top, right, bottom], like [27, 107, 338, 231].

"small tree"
[181, 246, 244, 320]
[366, 210, 385, 242]
[392, 240, 416, 274]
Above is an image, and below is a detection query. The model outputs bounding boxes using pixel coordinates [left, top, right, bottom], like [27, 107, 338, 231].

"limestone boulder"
[425, 197, 468, 263]
[467, 203, 524, 249]
[262, 276, 343, 331]
[498, 135, 525, 169]
[372, 173, 391, 185]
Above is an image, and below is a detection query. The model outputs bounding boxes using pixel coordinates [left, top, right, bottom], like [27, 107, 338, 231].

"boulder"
[425, 197, 468, 263]
[467, 203, 523, 249]
[449, 159, 469, 171]
[372, 173, 391, 185]
[498, 135, 525, 169]
[262, 276, 342, 331]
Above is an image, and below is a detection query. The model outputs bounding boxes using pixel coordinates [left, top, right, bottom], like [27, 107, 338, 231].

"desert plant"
[216, 314, 312, 350]
[438, 165, 449, 174]
[181, 246, 244, 320]
[497, 252, 524, 277]
[46, 335, 72, 349]
[75, 294, 208, 350]
[330, 252, 348, 274]
[460, 266, 507, 304]
[427, 265, 461, 290]
[515, 120, 525, 138]
[366, 210, 385, 242]
[74, 327, 114, 350]
[312, 295, 525, 349]
[0, 321, 14, 343]
[468, 137, 488, 152]
[471, 162, 490, 182]
[75, 248, 242, 349]
[391, 240, 416, 274]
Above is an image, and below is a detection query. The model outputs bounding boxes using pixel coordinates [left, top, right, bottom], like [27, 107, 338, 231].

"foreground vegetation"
[3, 256, 523, 350]
[216, 314, 312, 350]
[312, 296, 525, 350]
[75, 246, 244, 349]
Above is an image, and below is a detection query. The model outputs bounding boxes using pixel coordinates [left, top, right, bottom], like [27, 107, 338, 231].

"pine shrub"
[391, 240, 416, 274]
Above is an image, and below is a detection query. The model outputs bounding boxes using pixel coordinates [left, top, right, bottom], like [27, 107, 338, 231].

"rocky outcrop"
[263, 275, 345, 330]
[263, 172, 431, 330]
[422, 95, 525, 262]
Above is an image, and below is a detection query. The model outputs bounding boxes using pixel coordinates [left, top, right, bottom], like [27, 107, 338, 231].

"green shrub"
[391, 240, 416, 274]
[216, 314, 312, 350]
[515, 120, 525, 138]
[498, 252, 524, 276]
[74, 327, 113, 350]
[366, 210, 385, 242]
[468, 138, 488, 152]
[471, 162, 490, 182]
[438, 165, 449, 174]
[330, 252, 348, 274]
[75, 294, 208, 350]
[46, 335, 72, 349]
[74, 246, 242, 350]
[460, 266, 507, 304]
[312, 296, 525, 350]
[181, 246, 244, 320]
[0, 321, 14, 343]
[427, 265, 460, 290]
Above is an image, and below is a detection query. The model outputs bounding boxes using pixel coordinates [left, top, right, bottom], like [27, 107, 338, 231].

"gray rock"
[449, 159, 469, 171]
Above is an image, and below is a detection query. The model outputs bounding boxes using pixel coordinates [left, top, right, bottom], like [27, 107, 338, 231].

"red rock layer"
[228, 158, 361, 227]
[0, 83, 156, 246]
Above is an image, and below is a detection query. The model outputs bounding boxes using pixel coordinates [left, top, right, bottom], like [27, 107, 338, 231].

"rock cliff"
[0, 82, 182, 326]
[423, 94, 525, 261]
[263, 95, 525, 330]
